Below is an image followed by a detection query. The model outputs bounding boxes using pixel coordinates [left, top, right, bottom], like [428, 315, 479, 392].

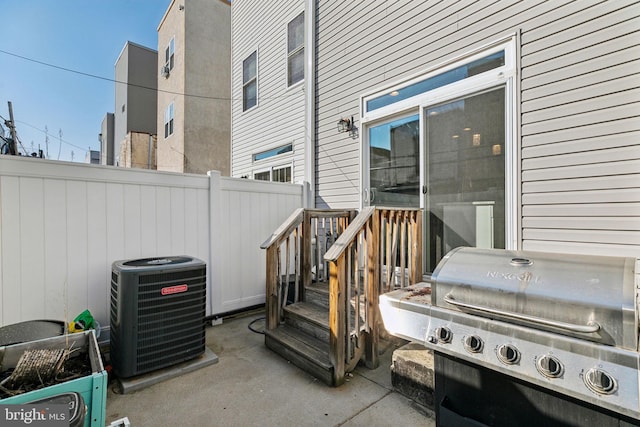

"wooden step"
[305, 282, 329, 309]
[264, 324, 334, 386]
[284, 301, 329, 342]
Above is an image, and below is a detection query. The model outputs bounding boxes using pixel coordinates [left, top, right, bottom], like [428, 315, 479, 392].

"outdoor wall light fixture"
[337, 116, 353, 133]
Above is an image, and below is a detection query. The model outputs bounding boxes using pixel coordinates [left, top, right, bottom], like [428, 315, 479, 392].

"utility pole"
[7, 101, 18, 155]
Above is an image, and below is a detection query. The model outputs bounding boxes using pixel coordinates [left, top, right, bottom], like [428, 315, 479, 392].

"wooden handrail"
[324, 206, 421, 262]
[324, 206, 376, 261]
[261, 208, 353, 249]
[260, 208, 304, 249]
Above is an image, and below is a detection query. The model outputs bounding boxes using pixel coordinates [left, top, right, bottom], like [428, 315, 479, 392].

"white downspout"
[304, 0, 315, 208]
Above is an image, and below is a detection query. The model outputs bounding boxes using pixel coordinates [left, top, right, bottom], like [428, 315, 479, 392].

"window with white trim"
[254, 165, 292, 183]
[287, 12, 304, 87]
[164, 102, 174, 138]
[252, 143, 293, 182]
[164, 37, 175, 72]
[252, 143, 292, 162]
[243, 51, 257, 111]
[362, 39, 517, 273]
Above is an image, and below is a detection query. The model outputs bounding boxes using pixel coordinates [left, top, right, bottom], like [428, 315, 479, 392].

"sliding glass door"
[362, 39, 516, 275]
[424, 88, 505, 272]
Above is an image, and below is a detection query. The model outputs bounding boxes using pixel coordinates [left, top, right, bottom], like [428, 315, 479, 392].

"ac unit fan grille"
[109, 275, 121, 368]
[135, 267, 206, 372]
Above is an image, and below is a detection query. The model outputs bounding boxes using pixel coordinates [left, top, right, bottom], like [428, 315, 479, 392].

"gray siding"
[127, 44, 158, 136]
[315, 0, 639, 257]
[114, 42, 158, 165]
[231, 0, 306, 182]
[114, 47, 129, 155]
[520, 1, 640, 257]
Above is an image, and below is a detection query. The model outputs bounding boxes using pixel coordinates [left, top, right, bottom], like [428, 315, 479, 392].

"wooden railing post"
[302, 210, 312, 291]
[329, 257, 346, 386]
[265, 245, 279, 331]
[410, 210, 423, 284]
[364, 210, 380, 369]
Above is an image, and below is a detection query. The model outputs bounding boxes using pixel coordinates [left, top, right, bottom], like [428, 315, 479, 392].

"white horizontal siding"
[522, 240, 639, 258]
[311, 0, 639, 256]
[522, 71, 640, 111]
[231, 0, 306, 183]
[523, 159, 640, 181]
[523, 217, 640, 231]
[522, 131, 640, 159]
[523, 229, 639, 246]
[523, 145, 640, 170]
[522, 88, 640, 125]
[522, 117, 640, 147]
[314, 0, 588, 209]
[523, 203, 640, 217]
[523, 174, 640, 193]
[523, 188, 639, 205]
[520, 49, 640, 95]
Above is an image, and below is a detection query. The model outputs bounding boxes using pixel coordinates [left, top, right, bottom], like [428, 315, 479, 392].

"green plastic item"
[73, 309, 95, 330]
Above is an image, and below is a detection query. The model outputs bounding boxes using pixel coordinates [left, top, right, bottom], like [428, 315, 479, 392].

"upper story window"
[243, 51, 257, 111]
[164, 102, 174, 138]
[252, 143, 292, 162]
[287, 12, 304, 87]
[164, 37, 175, 73]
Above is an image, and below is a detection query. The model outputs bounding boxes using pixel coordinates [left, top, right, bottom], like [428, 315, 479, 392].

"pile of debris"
[0, 346, 91, 398]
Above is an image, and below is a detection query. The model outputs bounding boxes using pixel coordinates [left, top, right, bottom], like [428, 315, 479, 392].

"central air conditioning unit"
[161, 65, 170, 78]
[110, 256, 206, 378]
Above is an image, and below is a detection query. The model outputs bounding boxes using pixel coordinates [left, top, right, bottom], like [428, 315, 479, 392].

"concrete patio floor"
[105, 309, 435, 426]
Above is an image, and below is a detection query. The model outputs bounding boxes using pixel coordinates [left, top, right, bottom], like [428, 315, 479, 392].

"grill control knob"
[464, 335, 483, 353]
[435, 327, 452, 344]
[584, 368, 617, 395]
[497, 344, 520, 365]
[536, 355, 564, 378]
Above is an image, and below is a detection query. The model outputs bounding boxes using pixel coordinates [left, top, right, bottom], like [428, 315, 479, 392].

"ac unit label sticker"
[161, 284, 188, 295]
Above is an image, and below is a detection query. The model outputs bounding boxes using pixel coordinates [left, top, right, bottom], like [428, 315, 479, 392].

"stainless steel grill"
[379, 247, 640, 423]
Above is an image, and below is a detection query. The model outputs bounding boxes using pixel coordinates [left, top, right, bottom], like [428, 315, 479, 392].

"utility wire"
[0, 48, 301, 102]
[16, 120, 90, 153]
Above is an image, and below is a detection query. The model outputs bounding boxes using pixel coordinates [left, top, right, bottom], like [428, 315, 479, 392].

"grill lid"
[431, 247, 638, 350]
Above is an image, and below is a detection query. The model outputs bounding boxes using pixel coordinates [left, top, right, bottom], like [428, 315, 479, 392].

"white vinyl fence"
[0, 156, 304, 333]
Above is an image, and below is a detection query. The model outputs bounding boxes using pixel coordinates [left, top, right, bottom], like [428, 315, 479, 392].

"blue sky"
[0, 1, 170, 162]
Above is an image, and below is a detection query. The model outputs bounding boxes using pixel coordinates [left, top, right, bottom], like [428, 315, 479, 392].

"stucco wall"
[157, 0, 231, 175]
